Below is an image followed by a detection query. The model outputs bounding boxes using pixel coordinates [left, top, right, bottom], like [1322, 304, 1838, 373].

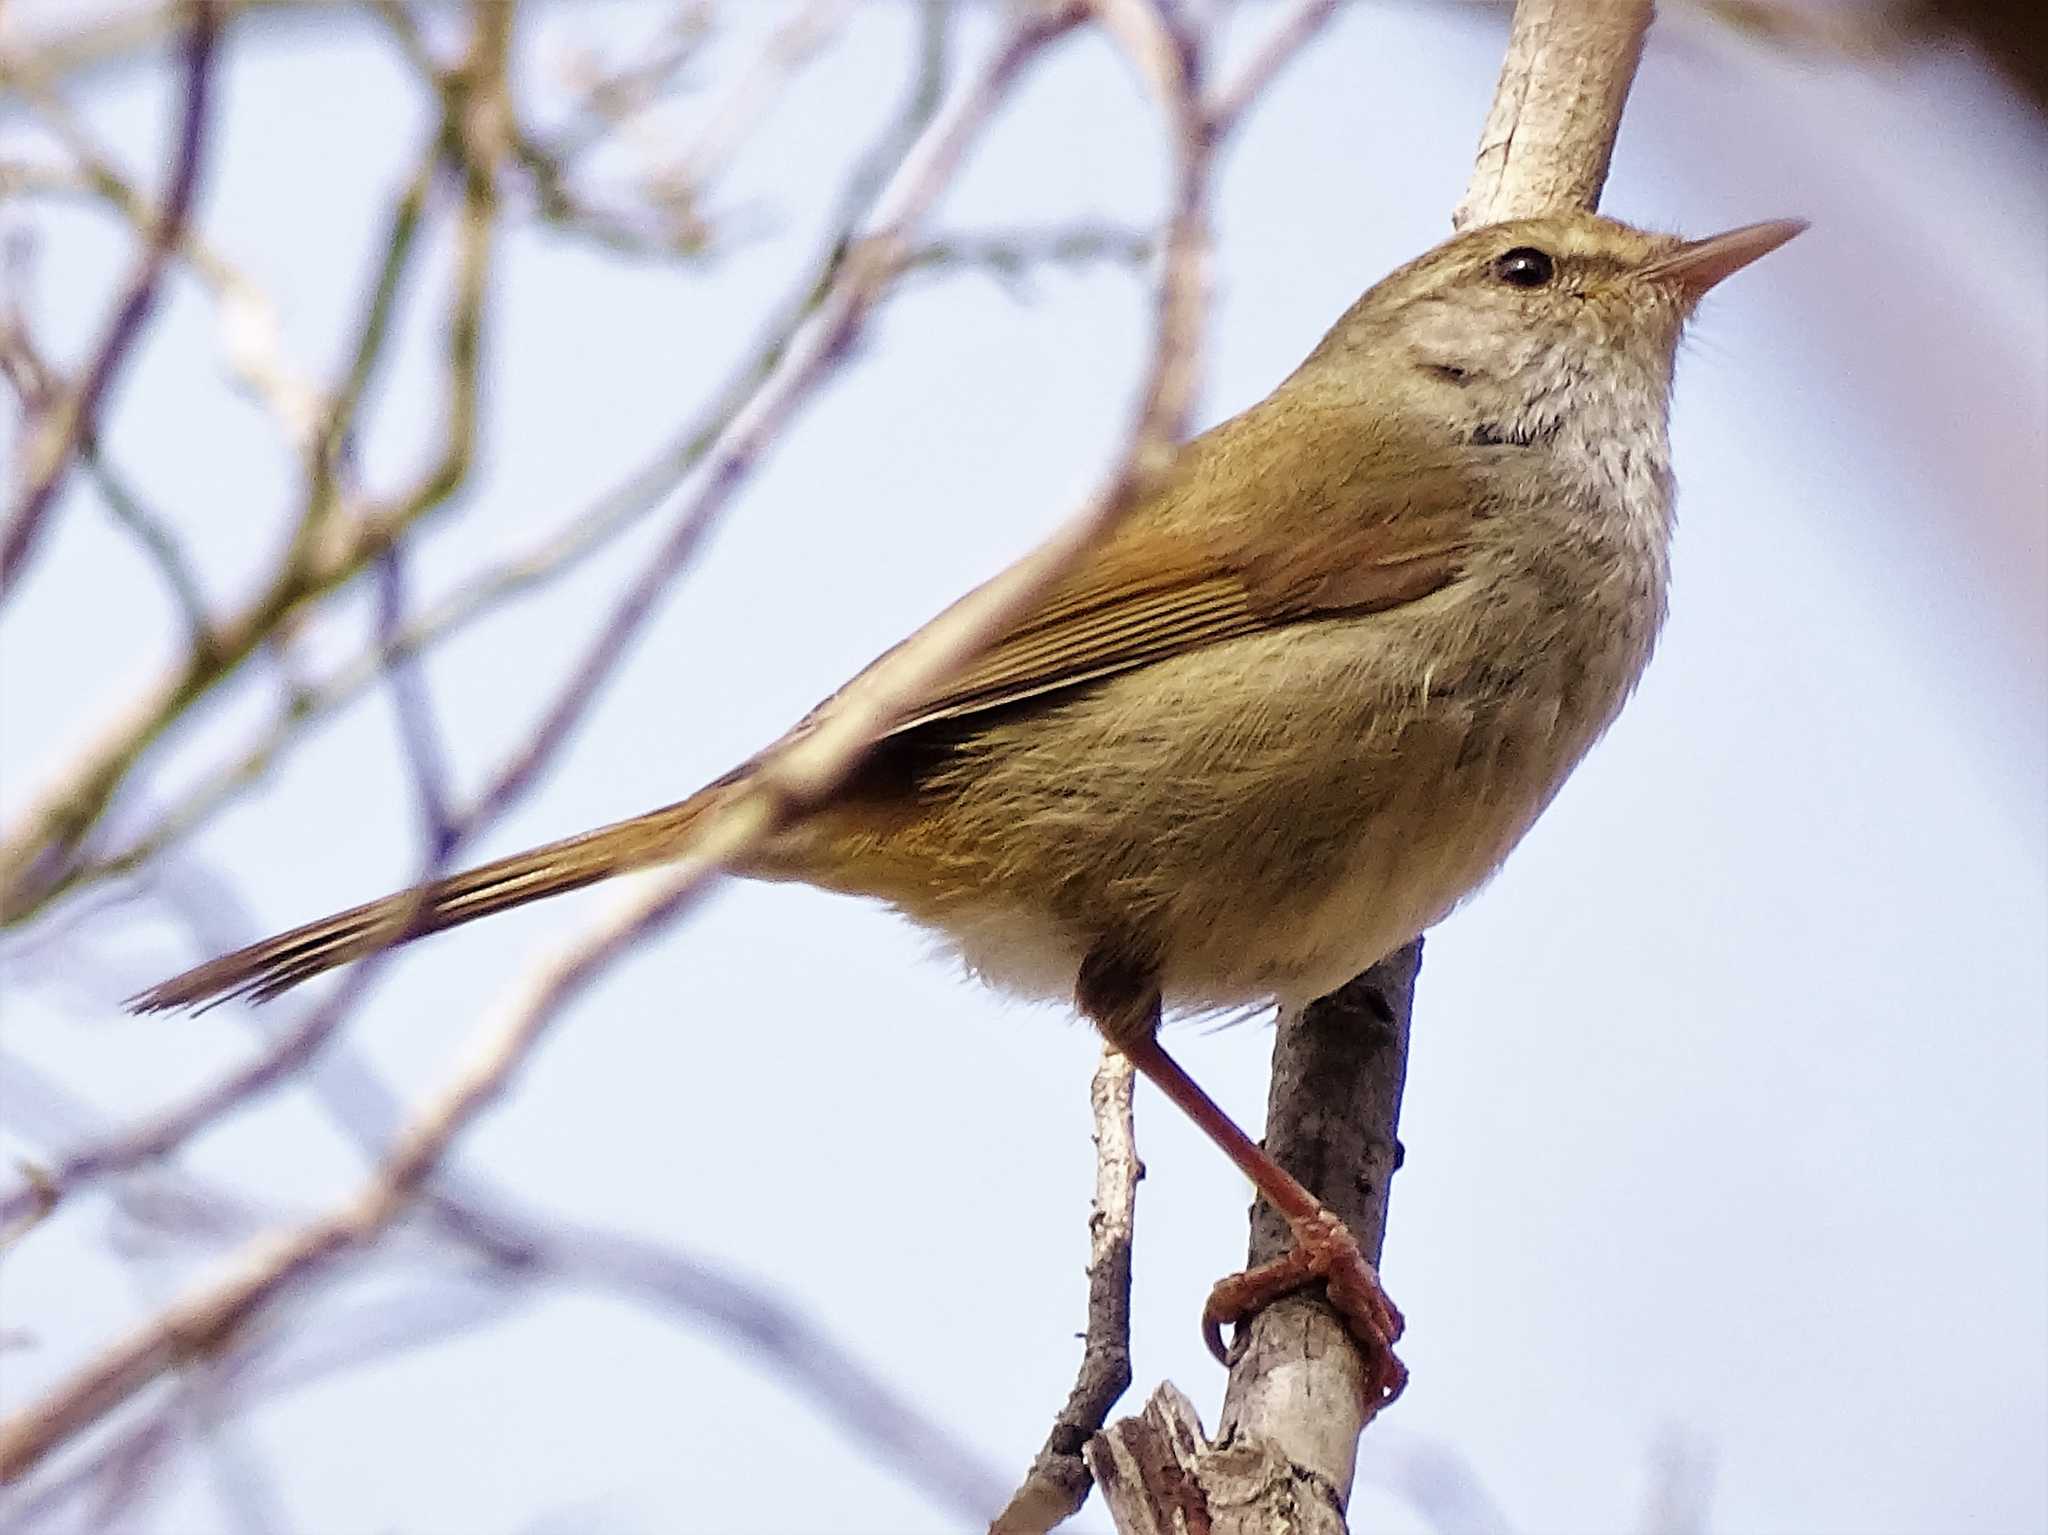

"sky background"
[2, 2, 2044, 1532]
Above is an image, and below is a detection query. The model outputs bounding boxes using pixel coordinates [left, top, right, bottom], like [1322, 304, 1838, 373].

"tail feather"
[129, 794, 716, 1013]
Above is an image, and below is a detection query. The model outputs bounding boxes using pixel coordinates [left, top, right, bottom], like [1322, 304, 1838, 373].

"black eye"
[1493, 247, 1555, 288]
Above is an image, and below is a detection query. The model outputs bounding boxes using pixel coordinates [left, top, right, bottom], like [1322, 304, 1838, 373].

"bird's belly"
[866, 614, 1636, 1016]
[928, 768, 1532, 1014]
[933, 706, 1587, 1014]
[1153, 754, 1546, 1009]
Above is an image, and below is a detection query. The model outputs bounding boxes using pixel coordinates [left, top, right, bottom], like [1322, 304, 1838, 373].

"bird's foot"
[1201, 1206, 1407, 1407]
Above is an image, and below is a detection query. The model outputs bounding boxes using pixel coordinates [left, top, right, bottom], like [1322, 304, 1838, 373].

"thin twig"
[0, 0, 322, 89]
[0, 268, 218, 651]
[901, 221, 1156, 288]
[992, 1048, 1142, 1535]
[1, 0, 222, 597]
[0, 817, 744, 1488]
[1205, 0, 1341, 138]
[79, 447, 218, 657]
[0, 1045, 1012, 1524]
[0, 96, 327, 444]
[374, 550, 458, 856]
[663, 0, 854, 207]
[763, 0, 1206, 811]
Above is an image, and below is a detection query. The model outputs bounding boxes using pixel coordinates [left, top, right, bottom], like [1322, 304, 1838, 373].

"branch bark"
[1090, 2, 1655, 1528]
[1455, 0, 1655, 229]
[991, 1049, 1141, 1535]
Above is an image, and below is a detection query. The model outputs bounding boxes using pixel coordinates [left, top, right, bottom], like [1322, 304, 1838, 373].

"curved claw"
[1199, 1207, 1408, 1405]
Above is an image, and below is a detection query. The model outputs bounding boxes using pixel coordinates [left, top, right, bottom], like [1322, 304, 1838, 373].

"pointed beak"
[1638, 218, 1808, 296]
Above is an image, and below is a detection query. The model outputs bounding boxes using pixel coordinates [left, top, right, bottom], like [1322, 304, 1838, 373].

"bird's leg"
[1076, 946, 1406, 1406]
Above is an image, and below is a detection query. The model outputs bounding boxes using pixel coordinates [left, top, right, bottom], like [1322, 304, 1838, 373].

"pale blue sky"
[3, 4, 2043, 1532]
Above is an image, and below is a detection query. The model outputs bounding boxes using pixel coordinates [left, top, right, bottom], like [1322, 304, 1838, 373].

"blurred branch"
[0, 827, 737, 1489]
[0, 0, 223, 597]
[661, 0, 853, 219]
[0, 1045, 1014, 1525]
[378, 0, 722, 259]
[4, 4, 1142, 931]
[374, 550, 458, 857]
[0, 0, 326, 89]
[902, 220, 1156, 289]
[294, 150, 438, 561]
[992, 1048, 1141, 1535]
[0, 252, 216, 650]
[83, 446, 219, 657]
[1207, 0, 1339, 136]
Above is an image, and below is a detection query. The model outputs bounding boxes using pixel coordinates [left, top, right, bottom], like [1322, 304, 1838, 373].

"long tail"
[128, 792, 721, 1013]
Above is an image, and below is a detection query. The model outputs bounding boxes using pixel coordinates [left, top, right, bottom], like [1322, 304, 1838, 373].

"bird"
[132, 209, 1807, 1406]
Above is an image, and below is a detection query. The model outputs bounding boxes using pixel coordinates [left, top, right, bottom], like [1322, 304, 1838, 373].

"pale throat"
[1494, 337, 1679, 546]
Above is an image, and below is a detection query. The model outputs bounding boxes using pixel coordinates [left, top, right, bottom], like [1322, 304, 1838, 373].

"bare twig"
[902, 221, 1156, 287]
[0, 829, 743, 1487]
[78, 447, 218, 656]
[0, 0, 328, 89]
[992, 1048, 1142, 1534]
[0, 275, 217, 649]
[380, 0, 721, 258]
[0, 95, 327, 444]
[0, 1045, 1014, 1524]
[1206, 0, 1341, 138]
[764, 0, 1205, 809]
[1, 0, 222, 597]
[374, 550, 458, 856]
[663, 0, 854, 208]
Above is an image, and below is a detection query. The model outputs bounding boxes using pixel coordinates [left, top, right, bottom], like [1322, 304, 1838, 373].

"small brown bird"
[135, 210, 1805, 1405]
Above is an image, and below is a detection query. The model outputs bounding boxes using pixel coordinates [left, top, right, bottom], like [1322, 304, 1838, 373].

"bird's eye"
[1493, 247, 1555, 288]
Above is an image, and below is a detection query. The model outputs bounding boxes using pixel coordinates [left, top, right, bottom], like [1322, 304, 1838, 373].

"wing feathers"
[886, 487, 1476, 736]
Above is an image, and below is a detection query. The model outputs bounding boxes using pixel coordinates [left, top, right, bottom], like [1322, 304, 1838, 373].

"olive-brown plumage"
[132, 211, 1804, 1401]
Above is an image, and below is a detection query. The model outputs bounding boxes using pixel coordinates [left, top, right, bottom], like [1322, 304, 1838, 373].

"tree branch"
[1453, 0, 1655, 229]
